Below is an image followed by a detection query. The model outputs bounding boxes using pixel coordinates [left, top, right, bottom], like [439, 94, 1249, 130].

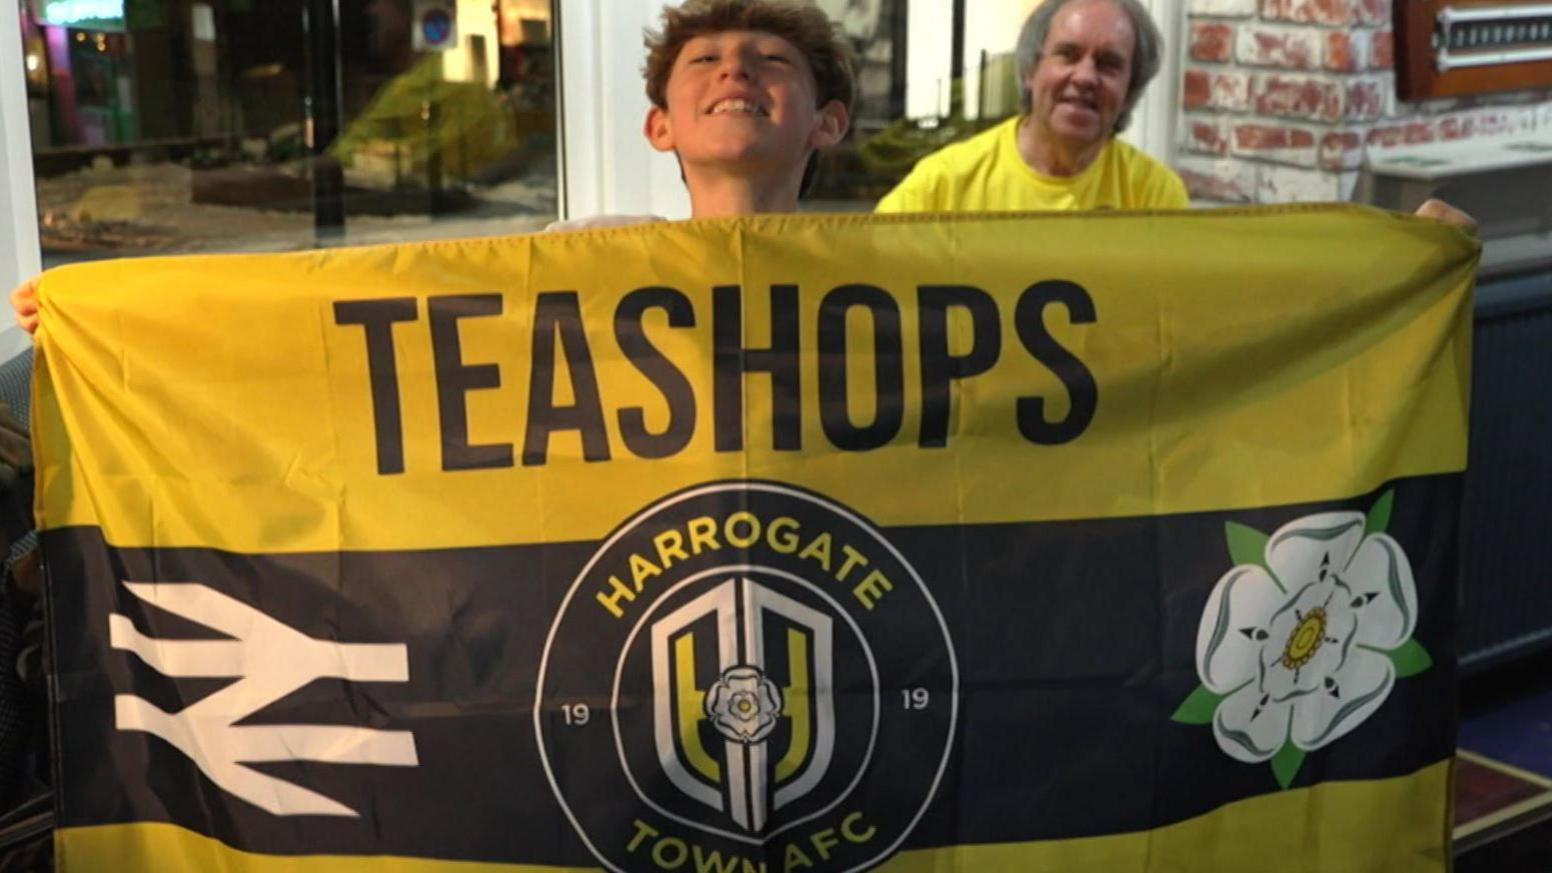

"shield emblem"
[650, 577, 835, 833]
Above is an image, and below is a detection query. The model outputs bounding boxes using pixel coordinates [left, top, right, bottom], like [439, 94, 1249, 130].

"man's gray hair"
[1013, 0, 1163, 134]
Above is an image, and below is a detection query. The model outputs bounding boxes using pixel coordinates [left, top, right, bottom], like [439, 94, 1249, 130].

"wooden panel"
[1396, 0, 1552, 99]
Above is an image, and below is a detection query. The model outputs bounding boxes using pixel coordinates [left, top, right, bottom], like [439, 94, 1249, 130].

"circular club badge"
[535, 482, 958, 873]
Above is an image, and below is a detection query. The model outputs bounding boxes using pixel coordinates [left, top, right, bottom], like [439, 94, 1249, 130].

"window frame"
[0, 5, 40, 360]
[556, 0, 689, 221]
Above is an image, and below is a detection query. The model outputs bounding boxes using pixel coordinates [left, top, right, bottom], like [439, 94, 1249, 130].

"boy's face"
[645, 29, 847, 177]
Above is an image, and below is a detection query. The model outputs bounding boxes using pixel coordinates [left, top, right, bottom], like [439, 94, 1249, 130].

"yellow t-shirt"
[875, 116, 1189, 213]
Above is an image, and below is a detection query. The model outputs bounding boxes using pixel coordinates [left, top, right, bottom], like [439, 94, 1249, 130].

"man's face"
[645, 30, 846, 175]
[1027, 0, 1135, 150]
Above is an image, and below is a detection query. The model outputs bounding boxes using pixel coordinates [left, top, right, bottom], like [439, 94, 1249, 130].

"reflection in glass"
[809, 0, 1040, 208]
[22, 0, 558, 267]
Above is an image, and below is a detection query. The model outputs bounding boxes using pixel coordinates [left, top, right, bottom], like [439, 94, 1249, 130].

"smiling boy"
[644, 0, 853, 217]
[546, 0, 855, 230]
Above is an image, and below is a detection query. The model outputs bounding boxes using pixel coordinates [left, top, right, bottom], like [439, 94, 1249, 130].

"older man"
[876, 0, 1186, 212]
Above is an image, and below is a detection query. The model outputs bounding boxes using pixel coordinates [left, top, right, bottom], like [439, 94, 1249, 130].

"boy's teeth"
[711, 99, 761, 115]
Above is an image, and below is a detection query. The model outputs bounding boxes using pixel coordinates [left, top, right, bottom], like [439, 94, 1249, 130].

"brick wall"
[1175, 0, 1552, 203]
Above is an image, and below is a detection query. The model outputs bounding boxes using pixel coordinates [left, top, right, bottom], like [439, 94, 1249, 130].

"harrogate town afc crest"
[535, 482, 958, 873]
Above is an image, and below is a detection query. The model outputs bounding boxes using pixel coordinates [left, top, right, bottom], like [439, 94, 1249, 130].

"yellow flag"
[39, 206, 1475, 872]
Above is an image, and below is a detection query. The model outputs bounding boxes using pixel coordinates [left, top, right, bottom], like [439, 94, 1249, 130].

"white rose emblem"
[1175, 493, 1432, 787]
[705, 666, 784, 745]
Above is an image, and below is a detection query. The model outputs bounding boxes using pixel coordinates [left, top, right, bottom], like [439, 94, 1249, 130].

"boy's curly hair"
[644, 0, 856, 114]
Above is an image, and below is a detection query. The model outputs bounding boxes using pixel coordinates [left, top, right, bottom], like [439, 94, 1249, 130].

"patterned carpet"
[1455, 657, 1552, 870]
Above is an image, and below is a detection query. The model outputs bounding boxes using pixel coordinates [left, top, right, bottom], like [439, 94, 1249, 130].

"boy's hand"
[1413, 198, 1476, 231]
[10, 277, 38, 335]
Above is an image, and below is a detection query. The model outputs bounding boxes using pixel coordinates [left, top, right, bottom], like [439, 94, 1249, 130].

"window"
[808, 0, 1157, 209]
[19, 0, 559, 269]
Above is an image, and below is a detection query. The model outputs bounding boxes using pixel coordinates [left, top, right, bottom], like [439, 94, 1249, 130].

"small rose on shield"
[1172, 491, 1433, 789]
[705, 666, 784, 744]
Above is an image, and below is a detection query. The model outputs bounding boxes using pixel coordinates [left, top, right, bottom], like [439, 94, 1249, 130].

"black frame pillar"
[305, 0, 345, 243]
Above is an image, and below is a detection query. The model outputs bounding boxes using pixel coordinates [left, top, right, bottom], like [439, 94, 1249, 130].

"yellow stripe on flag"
[34, 206, 1476, 551]
[57, 761, 1449, 872]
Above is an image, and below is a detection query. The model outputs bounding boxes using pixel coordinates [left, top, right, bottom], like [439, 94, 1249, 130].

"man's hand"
[1413, 198, 1476, 230]
[9, 277, 38, 335]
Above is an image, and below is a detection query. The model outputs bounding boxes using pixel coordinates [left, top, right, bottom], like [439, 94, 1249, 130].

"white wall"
[904, 0, 953, 119]
[0, 6, 39, 361]
[1123, 0, 1181, 167]
[556, 0, 689, 220]
[963, 0, 1041, 119]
